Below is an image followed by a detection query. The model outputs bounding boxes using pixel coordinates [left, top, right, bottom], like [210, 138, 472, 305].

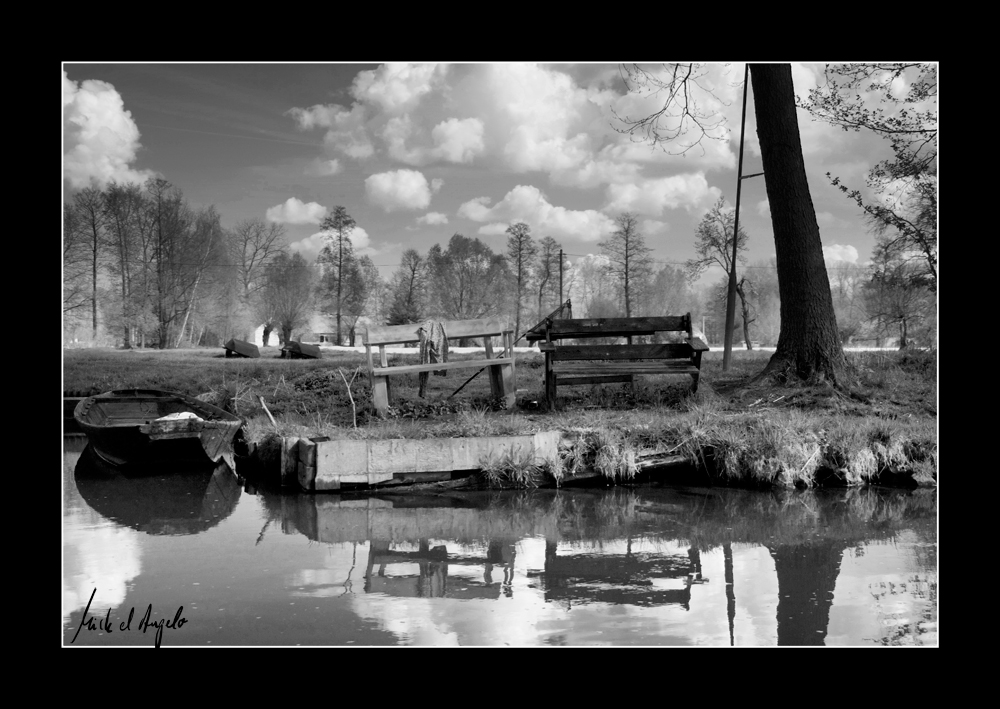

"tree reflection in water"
[262, 485, 934, 644]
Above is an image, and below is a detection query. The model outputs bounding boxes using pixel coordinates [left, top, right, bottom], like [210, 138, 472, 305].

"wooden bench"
[364, 318, 517, 417]
[528, 313, 709, 409]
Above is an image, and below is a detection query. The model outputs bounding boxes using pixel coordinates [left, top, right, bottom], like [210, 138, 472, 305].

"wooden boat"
[281, 341, 321, 359]
[223, 338, 260, 358]
[73, 389, 243, 470]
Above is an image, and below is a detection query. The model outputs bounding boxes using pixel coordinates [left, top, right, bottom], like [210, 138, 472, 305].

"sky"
[62, 62, 903, 288]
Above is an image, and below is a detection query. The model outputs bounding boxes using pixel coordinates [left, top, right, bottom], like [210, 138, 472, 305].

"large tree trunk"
[750, 64, 845, 383]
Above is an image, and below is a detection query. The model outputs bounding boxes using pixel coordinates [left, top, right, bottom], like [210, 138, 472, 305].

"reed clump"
[479, 447, 544, 489]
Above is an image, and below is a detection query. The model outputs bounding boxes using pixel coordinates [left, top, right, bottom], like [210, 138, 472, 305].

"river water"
[63, 437, 937, 647]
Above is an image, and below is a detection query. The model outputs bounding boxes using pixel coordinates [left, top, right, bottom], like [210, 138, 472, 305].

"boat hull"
[73, 389, 243, 471]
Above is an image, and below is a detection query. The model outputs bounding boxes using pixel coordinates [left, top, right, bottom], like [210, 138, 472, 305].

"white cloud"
[431, 118, 484, 163]
[756, 199, 770, 218]
[382, 115, 485, 166]
[289, 226, 374, 261]
[351, 63, 444, 114]
[604, 173, 721, 217]
[62, 71, 156, 190]
[458, 184, 616, 242]
[304, 158, 342, 176]
[365, 169, 436, 212]
[265, 197, 328, 225]
[823, 244, 859, 263]
[289, 63, 737, 185]
[289, 101, 374, 159]
[417, 212, 448, 225]
[457, 196, 492, 221]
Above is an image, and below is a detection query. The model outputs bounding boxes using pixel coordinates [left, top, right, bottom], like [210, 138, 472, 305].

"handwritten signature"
[70, 588, 188, 648]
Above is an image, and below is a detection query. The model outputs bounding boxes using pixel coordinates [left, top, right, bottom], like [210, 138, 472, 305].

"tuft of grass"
[479, 447, 543, 489]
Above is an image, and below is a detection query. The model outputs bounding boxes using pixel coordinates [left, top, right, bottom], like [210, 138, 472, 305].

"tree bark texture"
[750, 64, 845, 382]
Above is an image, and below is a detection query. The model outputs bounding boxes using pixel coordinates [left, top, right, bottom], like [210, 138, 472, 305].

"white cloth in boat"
[157, 411, 203, 422]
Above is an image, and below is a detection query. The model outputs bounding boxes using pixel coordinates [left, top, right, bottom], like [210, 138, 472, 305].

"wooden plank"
[549, 343, 693, 360]
[439, 318, 506, 340]
[553, 361, 699, 375]
[370, 358, 511, 376]
[365, 318, 509, 345]
[544, 316, 688, 339]
[298, 439, 317, 491]
[689, 336, 709, 352]
[557, 375, 635, 386]
[364, 322, 424, 346]
[281, 437, 302, 488]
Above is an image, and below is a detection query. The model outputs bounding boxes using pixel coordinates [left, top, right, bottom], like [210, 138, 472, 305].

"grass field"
[63, 344, 937, 487]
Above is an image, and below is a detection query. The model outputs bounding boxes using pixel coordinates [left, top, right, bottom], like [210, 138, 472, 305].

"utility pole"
[723, 63, 763, 371]
[559, 249, 564, 304]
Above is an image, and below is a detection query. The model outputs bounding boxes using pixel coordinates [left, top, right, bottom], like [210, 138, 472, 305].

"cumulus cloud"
[265, 197, 328, 225]
[383, 115, 485, 166]
[457, 196, 492, 221]
[431, 118, 484, 163]
[289, 226, 374, 261]
[823, 244, 859, 263]
[604, 173, 721, 217]
[289, 101, 374, 159]
[756, 199, 770, 218]
[458, 184, 616, 242]
[288, 63, 736, 185]
[352, 63, 444, 114]
[365, 169, 437, 211]
[417, 212, 449, 225]
[303, 158, 342, 176]
[62, 70, 156, 190]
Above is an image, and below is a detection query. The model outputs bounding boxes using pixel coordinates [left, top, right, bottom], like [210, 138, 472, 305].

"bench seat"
[552, 361, 702, 375]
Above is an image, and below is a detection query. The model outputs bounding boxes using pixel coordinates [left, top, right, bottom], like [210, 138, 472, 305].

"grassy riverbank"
[63, 345, 937, 488]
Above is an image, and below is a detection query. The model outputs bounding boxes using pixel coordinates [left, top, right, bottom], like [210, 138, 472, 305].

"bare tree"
[231, 217, 285, 299]
[613, 63, 730, 155]
[263, 251, 316, 345]
[427, 234, 510, 344]
[599, 212, 653, 318]
[387, 249, 426, 325]
[505, 222, 537, 339]
[687, 196, 753, 347]
[229, 217, 285, 342]
[64, 187, 107, 339]
[318, 206, 357, 345]
[863, 252, 933, 349]
[103, 181, 143, 348]
[535, 236, 563, 321]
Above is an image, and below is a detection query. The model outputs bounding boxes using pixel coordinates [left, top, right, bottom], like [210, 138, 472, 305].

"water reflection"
[63, 441, 936, 646]
[74, 445, 241, 535]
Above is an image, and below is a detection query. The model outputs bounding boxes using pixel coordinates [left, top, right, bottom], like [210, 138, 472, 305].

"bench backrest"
[364, 317, 509, 346]
[543, 314, 692, 341]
